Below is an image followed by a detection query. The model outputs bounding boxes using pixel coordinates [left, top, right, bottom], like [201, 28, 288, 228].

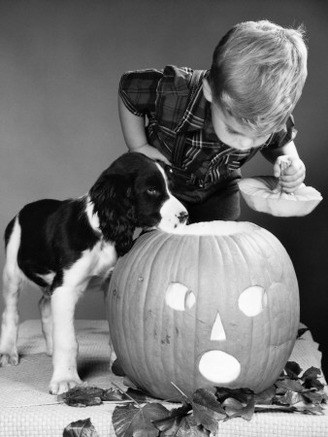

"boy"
[118, 20, 308, 221]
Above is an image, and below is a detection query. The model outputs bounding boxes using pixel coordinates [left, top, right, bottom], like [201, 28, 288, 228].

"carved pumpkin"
[107, 221, 299, 400]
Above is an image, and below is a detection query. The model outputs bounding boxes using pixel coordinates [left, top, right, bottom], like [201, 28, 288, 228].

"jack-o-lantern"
[107, 221, 299, 400]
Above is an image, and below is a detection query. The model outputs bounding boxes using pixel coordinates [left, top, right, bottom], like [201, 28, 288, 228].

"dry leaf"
[63, 418, 99, 437]
[112, 402, 170, 437]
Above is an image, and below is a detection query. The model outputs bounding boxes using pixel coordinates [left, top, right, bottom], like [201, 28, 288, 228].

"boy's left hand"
[273, 156, 306, 193]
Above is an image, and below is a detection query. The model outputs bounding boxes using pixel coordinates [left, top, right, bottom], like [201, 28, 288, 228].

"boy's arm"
[261, 141, 306, 193]
[118, 94, 170, 164]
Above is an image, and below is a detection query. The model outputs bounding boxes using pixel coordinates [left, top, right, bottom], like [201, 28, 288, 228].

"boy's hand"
[134, 144, 171, 165]
[273, 155, 306, 193]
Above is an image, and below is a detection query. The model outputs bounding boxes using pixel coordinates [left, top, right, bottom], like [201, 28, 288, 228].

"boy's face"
[203, 78, 271, 151]
[210, 103, 271, 151]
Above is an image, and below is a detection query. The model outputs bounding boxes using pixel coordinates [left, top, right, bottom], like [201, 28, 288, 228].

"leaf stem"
[111, 382, 142, 408]
[170, 382, 192, 403]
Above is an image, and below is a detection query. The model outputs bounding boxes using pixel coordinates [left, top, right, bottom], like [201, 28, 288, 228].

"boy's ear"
[203, 78, 213, 103]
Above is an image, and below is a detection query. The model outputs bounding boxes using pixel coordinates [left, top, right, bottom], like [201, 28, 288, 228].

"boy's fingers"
[273, 161, 282, 177]
[279, 174, 304, 191]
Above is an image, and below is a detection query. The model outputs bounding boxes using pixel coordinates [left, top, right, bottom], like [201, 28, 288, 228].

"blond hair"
[209, 20, 308, 135]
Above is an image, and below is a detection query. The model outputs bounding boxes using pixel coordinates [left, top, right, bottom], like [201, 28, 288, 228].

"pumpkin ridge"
[142, 232, 175, 394]
[141, 232, 188, 396]
[238, 231, 277, 388]
[192, 234, 202, 391]
[248, 234, 273, 388]
[167, 236, 190, 396]
[217, 230, 272, 389]
[113, 232, 170, 390]
[124, 239, 153, 384]
[249, 231, 298, 391]
[113, 255, 140, 384]
[110, 257, 132, 379]
[159, 235, 183, 395]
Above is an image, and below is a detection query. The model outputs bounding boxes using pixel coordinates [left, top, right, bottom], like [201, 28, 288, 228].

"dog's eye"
[146, 187, 160, 196]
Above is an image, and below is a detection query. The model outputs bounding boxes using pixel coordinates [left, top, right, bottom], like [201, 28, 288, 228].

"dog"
[0, 152, 188, 394]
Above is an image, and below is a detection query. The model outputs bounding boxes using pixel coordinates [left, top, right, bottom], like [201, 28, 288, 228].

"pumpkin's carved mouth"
[198, 350, 241, 384]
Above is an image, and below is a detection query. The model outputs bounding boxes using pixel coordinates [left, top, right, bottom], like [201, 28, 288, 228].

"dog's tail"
[4, 217, 16, 248]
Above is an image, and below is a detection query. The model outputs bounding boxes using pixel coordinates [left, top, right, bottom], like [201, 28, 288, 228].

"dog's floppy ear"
[89, 172, 136, 256]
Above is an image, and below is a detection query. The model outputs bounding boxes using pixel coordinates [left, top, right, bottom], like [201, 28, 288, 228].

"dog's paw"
[49, 377, 82, 395]
[0, 352, 19, 366]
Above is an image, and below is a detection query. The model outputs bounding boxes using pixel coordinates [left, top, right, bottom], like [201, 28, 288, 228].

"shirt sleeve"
[118, 69, 163, 117]
[266, 115, 298, 149]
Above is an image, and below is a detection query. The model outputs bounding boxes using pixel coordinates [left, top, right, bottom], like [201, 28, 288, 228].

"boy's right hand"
[134, 144, 171, 165]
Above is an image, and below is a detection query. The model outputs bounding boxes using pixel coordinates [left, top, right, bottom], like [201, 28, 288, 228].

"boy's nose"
[237, 137, 255, 150]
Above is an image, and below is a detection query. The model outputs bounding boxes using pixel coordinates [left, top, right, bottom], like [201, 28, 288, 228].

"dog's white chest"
[62, 241, 117, 289]
[92, 241, 117, 276]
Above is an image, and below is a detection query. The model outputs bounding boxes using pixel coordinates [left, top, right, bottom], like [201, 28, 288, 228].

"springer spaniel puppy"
[0, 152, 188, 394]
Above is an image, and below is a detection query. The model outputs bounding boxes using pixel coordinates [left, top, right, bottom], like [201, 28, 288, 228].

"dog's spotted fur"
[0, 152, 188, 394]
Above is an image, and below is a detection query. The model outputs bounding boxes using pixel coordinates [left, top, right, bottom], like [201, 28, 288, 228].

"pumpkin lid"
[238, 176, 322, 217]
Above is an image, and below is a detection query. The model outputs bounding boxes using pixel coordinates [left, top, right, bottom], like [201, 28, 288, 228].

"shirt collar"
[175, 71, 211, 134]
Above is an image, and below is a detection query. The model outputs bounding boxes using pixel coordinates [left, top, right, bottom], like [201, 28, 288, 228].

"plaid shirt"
[119, 65, 297, 190]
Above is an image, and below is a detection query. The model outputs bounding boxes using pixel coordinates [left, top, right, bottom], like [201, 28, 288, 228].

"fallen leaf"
[284, 361, 302, 379]
[101, 388, 129, 402]
[59, 386, 104, 407]
[63, 418, 99, 437]
[301, 367, 324, 390]
[153, 402, 194, 436]
[165, 415, 208, 437]
[112, 402, 170, 437]
[155, 411, 208, 437]
[302, 390, 326, 405]
[215, 387, 254, 405]
[222, 395, 255, 421]
[254, 386, 276, 405]
[275, 379, 304, 393]
[274, 389, 304, 406]
[192, 388, 226, 435]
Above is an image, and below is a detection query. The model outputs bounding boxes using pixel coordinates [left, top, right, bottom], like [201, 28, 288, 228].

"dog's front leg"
[39, 295, 53, 356]
[49, 286, 82, 395]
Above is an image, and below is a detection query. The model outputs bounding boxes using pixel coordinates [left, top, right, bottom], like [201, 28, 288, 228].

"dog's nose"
[178, 211, 189, 224]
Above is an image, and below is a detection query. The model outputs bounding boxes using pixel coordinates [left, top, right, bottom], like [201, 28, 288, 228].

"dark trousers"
[173, 171, 241, 223]
[183, 183, 240, 223]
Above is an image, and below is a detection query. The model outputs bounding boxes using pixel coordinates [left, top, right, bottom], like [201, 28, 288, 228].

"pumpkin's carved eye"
[238, 285, 268, 317]
[165, 282, 196, 311]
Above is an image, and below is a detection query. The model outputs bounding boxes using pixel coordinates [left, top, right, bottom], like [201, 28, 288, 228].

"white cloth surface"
[0, 319, 327, 437]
